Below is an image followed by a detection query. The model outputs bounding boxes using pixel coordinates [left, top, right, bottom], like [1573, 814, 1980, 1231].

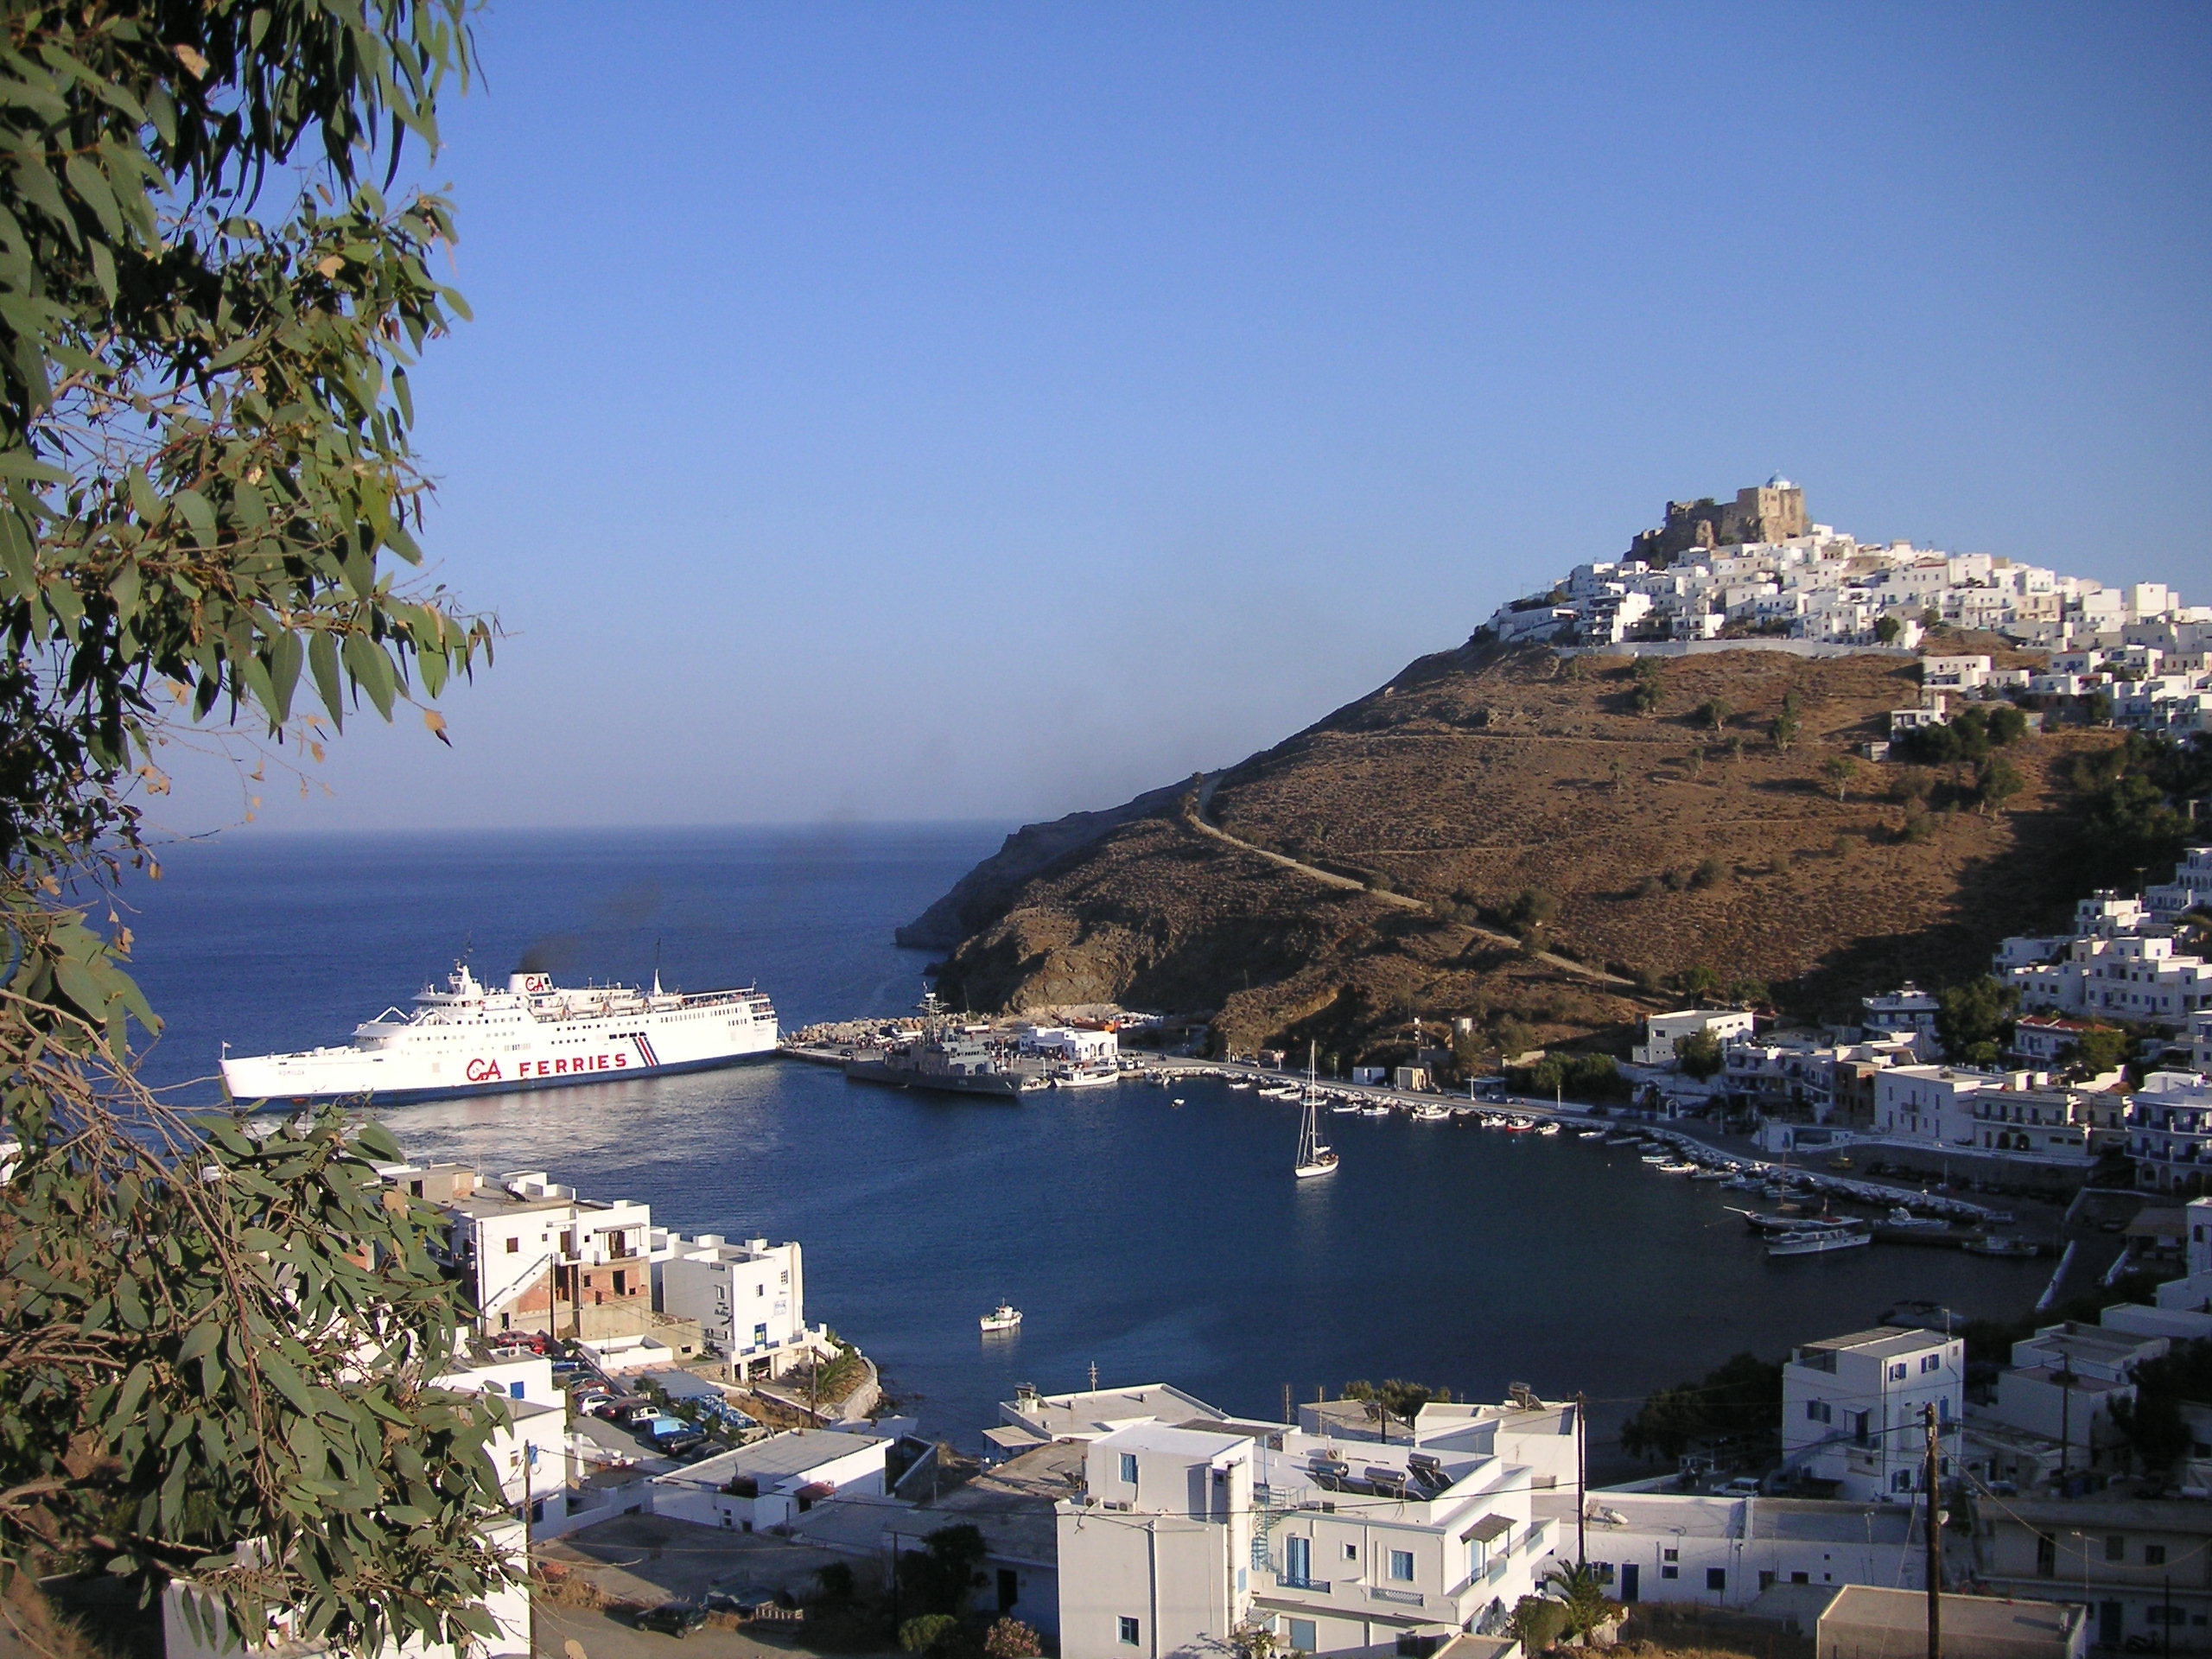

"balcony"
[1369, 1587, 1424, 1607]
[1274, 1576, 1330, 1594]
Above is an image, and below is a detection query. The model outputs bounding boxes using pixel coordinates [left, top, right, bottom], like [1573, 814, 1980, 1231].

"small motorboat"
[1768, 1229, 1872, 1258]
[1577, 1128, 1607, 1141]
[1689, 1166, 1732, 1181]
[1887, 1207, 1950, 1230]
[980, 1303, 1023, 1333]
[1963, 1235, 2041, 1258]
[1655, 1160, 1699, 1174]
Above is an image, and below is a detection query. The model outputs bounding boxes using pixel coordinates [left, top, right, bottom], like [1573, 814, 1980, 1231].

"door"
[1621, 1563, 1640, 1603]
[2101, 1602, 2124, 1649]
[1286, 1536, 1312, 1587]
[998, 1570, 1018, 1615]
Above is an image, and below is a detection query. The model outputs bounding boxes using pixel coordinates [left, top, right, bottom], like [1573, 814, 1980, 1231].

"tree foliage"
[0, 3, 505, 1648]
[1618, 1352, 1782, 1465]
[2069, 734, 2212, 889]
[1542, 1560, 1623, 1642]
[899, 1524, 988, 1618]
[1936, 976, 2018, 1066]
[2110, 1340, 2212, 1476]
[1675, 1029, 1724, 1081]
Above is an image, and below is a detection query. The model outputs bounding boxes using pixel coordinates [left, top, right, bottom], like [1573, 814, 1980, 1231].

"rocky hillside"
[915, 637, 2110, 1063]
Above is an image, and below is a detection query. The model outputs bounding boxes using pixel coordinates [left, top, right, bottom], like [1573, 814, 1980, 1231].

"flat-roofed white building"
[1633, 1009, 1758, 1068]
[381, 1164, 658, 1338]
[652, 1230, 810, 1380]
[652, 1428, 888, 1532]
[1554, 1493, 1922, 1607]
[1057, 1415, 1554, 1659]
[1782, 1326, 1963, 1501]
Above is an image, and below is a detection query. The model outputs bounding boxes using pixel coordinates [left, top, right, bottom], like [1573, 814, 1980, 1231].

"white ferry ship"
[221, 963, 779, 1107]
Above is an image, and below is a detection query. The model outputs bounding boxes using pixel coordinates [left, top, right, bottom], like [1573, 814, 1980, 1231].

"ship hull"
[842, 1058, 1032, 1098]
[228, 1046, 777, 1109]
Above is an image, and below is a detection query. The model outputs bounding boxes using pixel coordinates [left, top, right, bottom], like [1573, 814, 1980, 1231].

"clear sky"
[161, 2, 2212, 836]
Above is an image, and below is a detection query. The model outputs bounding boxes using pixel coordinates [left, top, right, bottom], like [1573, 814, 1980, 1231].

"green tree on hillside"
[1675, 1030, 1724, 1080]
[1618, 1352, 1783, 1465]
[2059, 1025, 2132, 1080]
[1698, 696, 1732, 734]
[1936, 977, 2019, 1065]
[0, 5, 509, 1649]
[1874, 613, 1904, 644]
[1823, 753, 1861, 801]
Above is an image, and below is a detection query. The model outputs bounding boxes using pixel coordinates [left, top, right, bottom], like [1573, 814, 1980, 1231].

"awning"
[1461, 1514, 1514, 1545]
[795, 1481, 836, 1501]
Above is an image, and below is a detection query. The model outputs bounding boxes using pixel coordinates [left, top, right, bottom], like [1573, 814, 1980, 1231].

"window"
[1662, 1548, 1678, 1563]
[1889, 1362, 1908, 1381]
[1790, 1572, 1809, 1586]
[1119, 1618, 1141, 1647]
[1806, 1401, 1831, 1423]
[2037, 1536, 2056, 1577]
[1661, 1565, 1679, 1580]
[1851, 1410, 1871, 1446]
[509, 1381, 525, 1399]
[2107, 1535, 2126, 1562]
[505, 1237, 519, 1254]
[2146, 1545, 2168, 1567]
[1389, 1550, 1414, 1583]
[1286, 1536, 1313, 1587]
[1287, 1620, 1316, 1654]
[1344, 1543, 1358, 1560]
[1707, 1569, 1726, 1592]
[1119, 1453, 1139, 1486]
[753, 1323, 768, 1346]
[1921, 1354, 1942, 1373]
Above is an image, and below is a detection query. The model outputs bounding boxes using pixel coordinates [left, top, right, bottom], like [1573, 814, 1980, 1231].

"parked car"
[636, 1603, 707, 1638]
[660, 1433, 708, 1459]
[1716, 1477, 1762, 1497]
[620, 1403, 667, 1428]
[594, 1395, 647, 1422]
[572, 1391, 613, 1416]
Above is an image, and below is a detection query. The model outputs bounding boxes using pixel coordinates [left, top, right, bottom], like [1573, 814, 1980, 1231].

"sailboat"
[1294, 1042, 1338, 1179]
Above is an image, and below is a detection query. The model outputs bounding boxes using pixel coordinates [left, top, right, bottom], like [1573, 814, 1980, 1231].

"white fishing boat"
[1055, 1060, 1121, 1089]
[1294, 1043, 1338, 1179]
[1535, 1122, 1561, 1136]
[1577, 1128, 1606, 1141]
[1411, 1103, 1451, 1122]
[1767, 1229, 1872, 1257]
[980, 1302, 1023, 1332]
[1331, 1100, 1363, 1115]
[1887, 1207, 1950, 1230]
[1655, 1160, 1699, 1174]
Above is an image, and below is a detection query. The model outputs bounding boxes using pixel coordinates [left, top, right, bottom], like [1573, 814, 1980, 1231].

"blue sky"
[163, 2, 2212, 834]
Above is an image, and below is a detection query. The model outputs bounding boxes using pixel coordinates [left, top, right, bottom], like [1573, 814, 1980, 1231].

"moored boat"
[980, 1302, 1022, 1332]
[224, 961, 778, 1106]
[1768, 1229, 1872, 1257]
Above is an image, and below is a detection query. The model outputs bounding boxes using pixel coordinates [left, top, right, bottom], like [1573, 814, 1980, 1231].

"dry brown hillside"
[924, 639, 2110, 1063]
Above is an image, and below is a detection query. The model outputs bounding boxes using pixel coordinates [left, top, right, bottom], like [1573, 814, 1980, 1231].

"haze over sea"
[123, 825, 2040, 1467]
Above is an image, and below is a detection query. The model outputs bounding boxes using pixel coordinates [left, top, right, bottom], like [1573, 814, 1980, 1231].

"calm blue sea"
[118, 826, 2044, 1471]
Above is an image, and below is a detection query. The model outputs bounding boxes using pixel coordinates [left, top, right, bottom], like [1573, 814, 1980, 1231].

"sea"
[118, 824, 2044, 1473]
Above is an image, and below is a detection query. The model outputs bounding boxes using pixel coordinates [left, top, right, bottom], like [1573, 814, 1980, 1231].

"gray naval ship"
[842, 988, 1051, 1099]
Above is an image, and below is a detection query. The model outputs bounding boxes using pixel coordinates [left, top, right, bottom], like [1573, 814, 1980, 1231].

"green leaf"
[308, 630, 345, 728]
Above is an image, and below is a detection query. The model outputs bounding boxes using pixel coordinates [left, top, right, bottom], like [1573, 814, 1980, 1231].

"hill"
[912, 637, 2117, 1067]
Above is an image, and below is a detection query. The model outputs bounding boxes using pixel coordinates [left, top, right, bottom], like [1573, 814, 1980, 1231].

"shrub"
[1502, 887, 1558, 933]
[899, 1616, 961, 1656]
[1689, 857, 1727, 890]
[984, 1619, 1044, 1659]
[1510, 1596, 1570, 1653]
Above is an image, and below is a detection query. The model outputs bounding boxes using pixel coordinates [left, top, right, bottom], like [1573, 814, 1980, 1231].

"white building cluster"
[1485, 481, 2204, 664]
[378, 1160, 821, 1379]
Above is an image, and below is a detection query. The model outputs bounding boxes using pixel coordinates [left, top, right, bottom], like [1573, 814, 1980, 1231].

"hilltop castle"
[1629, 477, 1809, 566]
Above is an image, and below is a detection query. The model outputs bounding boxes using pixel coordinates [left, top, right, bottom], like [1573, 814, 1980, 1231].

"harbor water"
[121, 825, 2046, 1468]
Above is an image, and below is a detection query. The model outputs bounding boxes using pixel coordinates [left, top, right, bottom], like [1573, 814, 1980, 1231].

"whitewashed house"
[652, 1230, 811, 1380]
[1632, 1009, 1758, 1067]
[652, 1429, 888, 1532]
[1781, 1327, 1963, 1501]
[1056, 1417, 1552, 1659]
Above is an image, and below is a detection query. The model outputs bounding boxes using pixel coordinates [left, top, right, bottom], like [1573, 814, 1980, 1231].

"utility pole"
[1924, 1402, 1942, 1659]
[1283, 1383, 1292, 1426]
[1576, 1391, 1589, 1567]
